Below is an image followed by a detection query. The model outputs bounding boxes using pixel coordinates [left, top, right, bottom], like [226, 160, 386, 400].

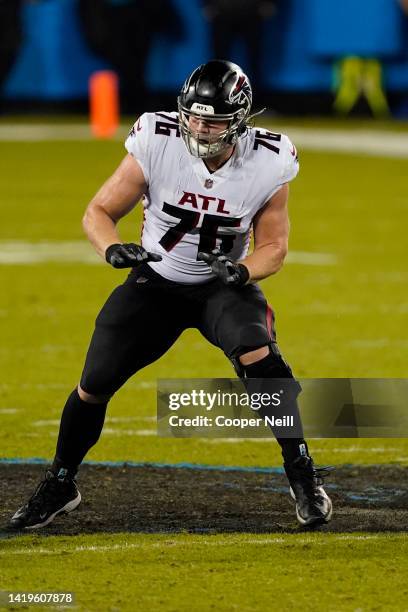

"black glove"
[105, 243, 162, 269]
[198, 249, 250, 286]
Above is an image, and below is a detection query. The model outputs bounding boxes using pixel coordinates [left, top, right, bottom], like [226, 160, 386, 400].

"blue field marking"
[0, 457, 285, 474]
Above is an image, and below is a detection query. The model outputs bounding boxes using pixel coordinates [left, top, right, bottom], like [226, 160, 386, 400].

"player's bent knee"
[77, 384, 112, 404]
[231, 342, 295, 380]
[239, 345, 269, 366]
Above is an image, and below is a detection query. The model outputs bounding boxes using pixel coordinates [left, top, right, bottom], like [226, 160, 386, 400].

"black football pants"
[80, 263, 278, 396]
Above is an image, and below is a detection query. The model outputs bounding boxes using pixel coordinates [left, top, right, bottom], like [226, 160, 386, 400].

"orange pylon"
[89, 71, 119, 138]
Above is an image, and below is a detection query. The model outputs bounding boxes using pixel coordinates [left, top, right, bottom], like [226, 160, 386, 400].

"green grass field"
[1, 119, 408, 610]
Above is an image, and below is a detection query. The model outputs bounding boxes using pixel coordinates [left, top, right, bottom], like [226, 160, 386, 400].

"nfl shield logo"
[204, 178, 214, 189]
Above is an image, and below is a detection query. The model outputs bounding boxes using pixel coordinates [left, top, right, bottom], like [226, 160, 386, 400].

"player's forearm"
[241, 244, 287, 282]
[82, 205, 122, 260]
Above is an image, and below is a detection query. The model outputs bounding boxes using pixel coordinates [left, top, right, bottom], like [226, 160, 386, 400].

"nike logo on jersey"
[178, 191, 231, 214]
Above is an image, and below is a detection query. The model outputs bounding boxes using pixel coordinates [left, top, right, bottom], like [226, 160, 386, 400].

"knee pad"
[78, 385, 112, 404]
[230, 343, 302, 398]
[230, 342, 294, 379]
[79, 371, 117, 399]
[232, 344, 302, 420]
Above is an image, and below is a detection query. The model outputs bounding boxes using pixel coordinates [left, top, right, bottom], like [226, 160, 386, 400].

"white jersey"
[125, 111, 299, 284]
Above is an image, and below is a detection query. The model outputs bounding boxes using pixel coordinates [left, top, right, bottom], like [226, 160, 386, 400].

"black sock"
[243, 352, 310, 464]
[51, 388, 108, 478]
[277, 439, 309, 464]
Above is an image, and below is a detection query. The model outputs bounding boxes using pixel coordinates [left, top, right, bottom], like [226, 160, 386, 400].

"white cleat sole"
[289, 486, 333, 526]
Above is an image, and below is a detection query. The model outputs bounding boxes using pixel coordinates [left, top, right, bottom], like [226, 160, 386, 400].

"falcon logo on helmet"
[177, 60, 253, 159]
[229, 74, 252, 106]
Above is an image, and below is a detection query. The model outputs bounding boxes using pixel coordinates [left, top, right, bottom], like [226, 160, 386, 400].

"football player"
[10, 60, 332, 530]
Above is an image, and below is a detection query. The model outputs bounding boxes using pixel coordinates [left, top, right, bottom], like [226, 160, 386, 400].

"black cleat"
[284, 456, 333, 527]
[10, 470, 81, 529]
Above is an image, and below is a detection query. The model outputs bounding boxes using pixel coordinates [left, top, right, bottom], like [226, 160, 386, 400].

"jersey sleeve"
[279, 134, 299, 184]
[261, 134, 299, 205]
[124, 113, 151, 184]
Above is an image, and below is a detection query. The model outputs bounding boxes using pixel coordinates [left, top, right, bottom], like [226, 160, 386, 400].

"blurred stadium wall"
[2, 0, 408, 116]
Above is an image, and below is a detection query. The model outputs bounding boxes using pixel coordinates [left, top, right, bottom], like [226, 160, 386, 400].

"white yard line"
[27, 424, 156, 437]
[0, 534, 389, 556]
[106, 416, 156, 423]
[0, 241, 337, 266]
[206, 438, 248, 444]
[286, 127, 408, 159]
[0, 381, 155, 391]
[325, 446, 403, 453]
[0, 241, 100, 264]
[32, 420, 61, 427]
[0, 124, 407, 158]
[127, 381, 156, 390]
[32, 416, 155, 427]
[0, 124, 99, 141]
[285, 251, 337, 265]
[102, 428, 155, 436]
[349, 339, 408, 348]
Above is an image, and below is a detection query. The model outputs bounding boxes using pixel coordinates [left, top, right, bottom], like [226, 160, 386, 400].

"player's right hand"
[105, 243, 162, 269]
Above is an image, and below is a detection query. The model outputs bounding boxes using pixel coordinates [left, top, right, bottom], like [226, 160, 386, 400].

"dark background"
[1, 0, 408, 116]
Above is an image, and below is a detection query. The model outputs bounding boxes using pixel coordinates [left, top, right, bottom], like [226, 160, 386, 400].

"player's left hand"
[198, 249, 250, 286]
